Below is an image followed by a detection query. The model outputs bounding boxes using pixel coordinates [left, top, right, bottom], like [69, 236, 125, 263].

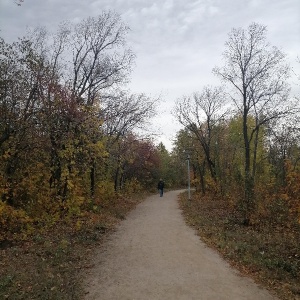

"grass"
[179, 191, 300, 300]
[0, 193, 147, 299]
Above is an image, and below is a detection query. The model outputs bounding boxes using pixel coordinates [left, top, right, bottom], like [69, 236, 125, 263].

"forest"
[0, 12, 187, 243]
[0, 11, 299, 299]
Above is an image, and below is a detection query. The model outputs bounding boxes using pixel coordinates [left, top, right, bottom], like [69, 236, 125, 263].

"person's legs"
[160, 189, 163, 197]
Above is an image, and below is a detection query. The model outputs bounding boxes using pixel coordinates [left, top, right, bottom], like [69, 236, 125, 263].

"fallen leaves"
[179, 191, 300, 300]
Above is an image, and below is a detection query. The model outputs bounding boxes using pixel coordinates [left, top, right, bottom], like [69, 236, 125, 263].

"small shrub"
[123, 178, 142, 196]
[0, 202, 32, 242]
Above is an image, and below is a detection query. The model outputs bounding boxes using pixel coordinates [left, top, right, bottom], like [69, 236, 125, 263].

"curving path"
[84, 190, 277, 300]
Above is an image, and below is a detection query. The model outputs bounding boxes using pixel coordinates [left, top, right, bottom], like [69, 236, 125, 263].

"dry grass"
[179, 192, 300, 300]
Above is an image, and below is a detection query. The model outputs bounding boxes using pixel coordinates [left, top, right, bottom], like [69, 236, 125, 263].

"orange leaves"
[252, 159, 300, 226]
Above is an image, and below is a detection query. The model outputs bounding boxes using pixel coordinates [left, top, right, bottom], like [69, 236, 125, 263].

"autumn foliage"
[0, 14, 166, 243]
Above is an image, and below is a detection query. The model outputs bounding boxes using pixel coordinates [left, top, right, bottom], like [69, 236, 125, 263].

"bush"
[0, 202, 32, 242]
[123, 178, 142, 196]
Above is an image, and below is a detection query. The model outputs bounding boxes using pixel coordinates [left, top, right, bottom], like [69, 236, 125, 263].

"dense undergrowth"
[179, 191, 300, 300]
[0, 192, 148, 299]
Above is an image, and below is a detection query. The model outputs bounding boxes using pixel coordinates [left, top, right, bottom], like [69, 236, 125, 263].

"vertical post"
[187, 154, 191, 200]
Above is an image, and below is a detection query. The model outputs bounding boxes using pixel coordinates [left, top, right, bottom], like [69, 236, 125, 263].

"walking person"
[157, 179, 164, 197]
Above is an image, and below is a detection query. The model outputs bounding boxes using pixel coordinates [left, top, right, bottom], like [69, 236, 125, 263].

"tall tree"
[213, 23, 296, 223]
[0, 37, 47, 206]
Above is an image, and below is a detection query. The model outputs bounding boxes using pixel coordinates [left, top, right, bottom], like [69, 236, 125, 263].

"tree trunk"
[252, 127, 259, 180]
[114, 166, 120, 192]
[243, 114, 255, 224]
[90, 159, 95, 197]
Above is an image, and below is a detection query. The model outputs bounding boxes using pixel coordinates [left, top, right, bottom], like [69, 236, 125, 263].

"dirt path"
[84, 190, 277, 300]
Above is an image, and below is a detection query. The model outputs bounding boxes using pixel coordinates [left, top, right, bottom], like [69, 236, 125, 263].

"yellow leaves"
[59, 238, 70, 250]
[88, 140, 107, 158]
[123, 178, 142, 196]
[0, 175, 8, 196]
[0, 201, 6, 216]
[60, 179, 86, 217]
[0, 202, 32, 241]
[94, 180, 115, 206]
[2, 150, 11, 160]
[75, 220, 82, 231]
[254, 160, 300, 226]
[67, 179, 74, 190]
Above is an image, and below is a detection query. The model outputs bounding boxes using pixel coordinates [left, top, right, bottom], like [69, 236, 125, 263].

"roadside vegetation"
[0, 192, 148, 299]
[179, 191, 300, 300]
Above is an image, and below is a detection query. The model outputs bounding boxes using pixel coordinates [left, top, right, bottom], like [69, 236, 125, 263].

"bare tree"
[101, 90, 157, 143]
[213, 23, 297, 223]
[14, 0, 24, 6]
[24, 12, 135, 109]
[70, 11, 135, 105]
[174, 85, 228, 181]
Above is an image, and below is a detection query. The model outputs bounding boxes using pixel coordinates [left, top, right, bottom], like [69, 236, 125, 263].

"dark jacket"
[157, 180, 164, 190]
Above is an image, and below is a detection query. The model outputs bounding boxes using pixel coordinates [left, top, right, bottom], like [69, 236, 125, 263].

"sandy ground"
[83, 190, 278, 300]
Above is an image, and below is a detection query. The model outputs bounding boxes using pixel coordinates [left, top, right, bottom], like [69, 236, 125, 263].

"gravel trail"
[84, 190, 277, 300]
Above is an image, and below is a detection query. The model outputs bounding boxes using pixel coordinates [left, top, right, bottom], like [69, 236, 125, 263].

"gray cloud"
[1, 0, 299, 150]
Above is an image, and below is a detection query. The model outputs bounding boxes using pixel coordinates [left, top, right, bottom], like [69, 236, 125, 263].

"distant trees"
[174, 86, 228, 184]
[172, 129, 201, 191]
[99, 90, 157, 191]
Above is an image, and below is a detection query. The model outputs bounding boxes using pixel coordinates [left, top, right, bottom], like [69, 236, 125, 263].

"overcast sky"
[1, 0, 299, 150]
